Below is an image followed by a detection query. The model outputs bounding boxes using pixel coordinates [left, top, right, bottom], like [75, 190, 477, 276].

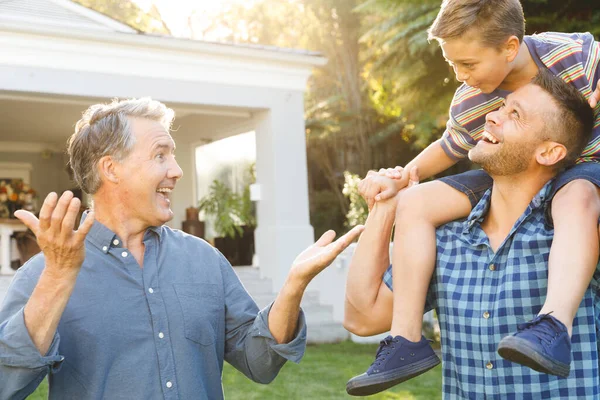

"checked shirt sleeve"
[0, 264, 64, 399]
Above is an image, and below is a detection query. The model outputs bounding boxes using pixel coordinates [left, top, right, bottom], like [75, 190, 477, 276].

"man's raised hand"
[14, 191, 94, 278]
[289, 225, 364, 283]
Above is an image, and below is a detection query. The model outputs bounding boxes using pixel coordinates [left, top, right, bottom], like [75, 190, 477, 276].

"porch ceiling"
[0, 91, 254, 149]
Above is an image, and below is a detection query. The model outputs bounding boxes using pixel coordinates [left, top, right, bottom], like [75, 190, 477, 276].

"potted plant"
[198, 179, 256, 265]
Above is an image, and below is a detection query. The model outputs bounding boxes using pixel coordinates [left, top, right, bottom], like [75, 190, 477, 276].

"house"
[0, 0, 357, 342]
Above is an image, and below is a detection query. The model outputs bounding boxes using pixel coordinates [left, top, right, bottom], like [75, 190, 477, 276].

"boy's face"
[440, 34, 512, 94]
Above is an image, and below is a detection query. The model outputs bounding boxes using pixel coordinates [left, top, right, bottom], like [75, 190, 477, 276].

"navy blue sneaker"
[346, 335, 440, 396]
[497, 313, 571, 378]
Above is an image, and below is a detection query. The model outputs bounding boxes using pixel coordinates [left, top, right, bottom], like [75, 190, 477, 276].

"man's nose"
[485, 109, 501, 126]
[169, 158, 183, 180]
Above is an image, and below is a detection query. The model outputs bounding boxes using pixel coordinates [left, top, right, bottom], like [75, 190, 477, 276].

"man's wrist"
[282, 272, 309, 298]
[40, 266, 80, 289]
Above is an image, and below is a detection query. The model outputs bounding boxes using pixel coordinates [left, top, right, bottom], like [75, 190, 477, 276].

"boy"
[347, 0, 600, 395]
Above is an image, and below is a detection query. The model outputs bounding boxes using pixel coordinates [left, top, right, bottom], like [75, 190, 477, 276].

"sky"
[132, 0, 258, 38]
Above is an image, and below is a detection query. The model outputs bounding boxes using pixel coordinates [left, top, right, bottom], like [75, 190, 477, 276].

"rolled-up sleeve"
[0, 265, 64, 399]
[219, 254, 307, 384]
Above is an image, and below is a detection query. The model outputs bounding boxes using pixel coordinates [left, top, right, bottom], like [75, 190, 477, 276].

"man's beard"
[469, 141, 535, 176]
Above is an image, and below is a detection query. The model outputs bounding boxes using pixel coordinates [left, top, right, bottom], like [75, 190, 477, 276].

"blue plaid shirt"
[384, 182, 600, 399]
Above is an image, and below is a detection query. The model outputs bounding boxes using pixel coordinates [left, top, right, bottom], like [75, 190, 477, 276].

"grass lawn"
[28, 341, 441, 399]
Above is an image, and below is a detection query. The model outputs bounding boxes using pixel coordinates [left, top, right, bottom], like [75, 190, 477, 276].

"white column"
[0, 222, 27, 275]
[254, 93, 314, 291]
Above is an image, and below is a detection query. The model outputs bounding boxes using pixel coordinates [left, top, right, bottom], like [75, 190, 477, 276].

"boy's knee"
[394, 186, 426, 221]
[552, 180, 600, 216]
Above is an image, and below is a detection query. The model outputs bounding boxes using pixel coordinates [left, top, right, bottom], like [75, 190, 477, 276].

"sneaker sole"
[497, 336, 570, 378]
[346, 353, 440, 396]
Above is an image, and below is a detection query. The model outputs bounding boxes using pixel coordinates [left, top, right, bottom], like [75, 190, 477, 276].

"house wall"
[0, 151, 73, 207]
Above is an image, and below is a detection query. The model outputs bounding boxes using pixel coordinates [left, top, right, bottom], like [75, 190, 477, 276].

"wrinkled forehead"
[129, 117, 174, 145]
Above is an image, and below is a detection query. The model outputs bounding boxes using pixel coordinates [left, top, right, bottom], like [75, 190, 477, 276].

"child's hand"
[358, 172, 397, 210]
[590, 83, 600, 108]
[373, 166, 419, 202]
[358, 167, 419, 210]
[377, 166, 404, 180]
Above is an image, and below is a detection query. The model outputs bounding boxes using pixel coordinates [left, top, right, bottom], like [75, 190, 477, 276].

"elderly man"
[344, 69, 599, 398]
[0, 98, 363, 399]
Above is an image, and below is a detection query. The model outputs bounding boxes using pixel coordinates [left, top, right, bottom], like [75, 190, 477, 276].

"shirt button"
[121, 251, 128, 258]
[113, 239, 120, 246]
[166, 381, 173, 388]
[102, 246, 108, 252]
[489, 264, 496, 271]
[486, 361, 494, 370]
[148, 288, 154, 294]
[483, 311, 490, 319]
[159, 332, 164, 339]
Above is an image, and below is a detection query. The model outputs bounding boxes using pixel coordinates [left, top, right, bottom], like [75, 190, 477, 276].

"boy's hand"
[358, 167, 419, 209]
[378, 166, 404, 180]
[358, 172, 399, 210]
[590, 83, 600, 108]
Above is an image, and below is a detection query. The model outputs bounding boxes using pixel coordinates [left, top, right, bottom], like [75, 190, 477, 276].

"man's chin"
[153, 208, 174, 226]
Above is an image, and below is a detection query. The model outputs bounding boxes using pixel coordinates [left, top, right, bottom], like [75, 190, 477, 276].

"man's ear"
[536, 142, 567, 168]
[505, 35, 520, 63]
[97, 156, 120, 184]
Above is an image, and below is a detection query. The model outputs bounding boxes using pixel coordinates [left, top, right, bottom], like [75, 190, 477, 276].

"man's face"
[115, 117, 183, 227]
[440, 33, 511, 94]
[468, 84, 555, 175]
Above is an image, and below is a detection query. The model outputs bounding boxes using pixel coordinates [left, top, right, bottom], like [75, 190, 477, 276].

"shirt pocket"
[174, 283, 223, 346]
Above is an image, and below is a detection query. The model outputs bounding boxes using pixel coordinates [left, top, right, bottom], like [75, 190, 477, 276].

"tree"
[358, 0, 600, 150]
[191, 0, 420, 236]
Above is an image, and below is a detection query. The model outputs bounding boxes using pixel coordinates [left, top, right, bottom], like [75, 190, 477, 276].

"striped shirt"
[384, 182, 600, 399]
[441, 32, 600, 163]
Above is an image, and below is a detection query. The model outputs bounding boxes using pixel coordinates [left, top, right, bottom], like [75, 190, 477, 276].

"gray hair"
[67, 98, 175, 194]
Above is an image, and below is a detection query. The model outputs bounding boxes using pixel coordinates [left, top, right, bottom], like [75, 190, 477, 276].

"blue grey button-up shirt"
[0, 220, 307, 400]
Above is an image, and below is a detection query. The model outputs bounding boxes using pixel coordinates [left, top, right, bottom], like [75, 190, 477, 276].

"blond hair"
[428, 0, 525, 48]
[67, 98, 175, 194]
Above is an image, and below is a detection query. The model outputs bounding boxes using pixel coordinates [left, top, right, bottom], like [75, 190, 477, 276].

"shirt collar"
[81, 211, 163, 253]
[464, 179, 553, 232]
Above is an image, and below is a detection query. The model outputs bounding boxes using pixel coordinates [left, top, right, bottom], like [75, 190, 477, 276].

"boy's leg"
[498, 163, 600, 378]
[347, 170, 491, 397]
[540, 179, 600, 332]
[390, 180, 472, 340]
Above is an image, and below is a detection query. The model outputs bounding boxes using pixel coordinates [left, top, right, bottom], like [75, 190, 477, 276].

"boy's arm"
[404, 139, 458, 181]
[367, 139, 457, 203]
[588, 40, 600, 108]
[344, 189, 397, 337]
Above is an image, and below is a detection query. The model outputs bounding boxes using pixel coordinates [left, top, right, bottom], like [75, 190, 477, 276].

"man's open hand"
[289, 225, 364, 283]
[14, 191, 94, 279]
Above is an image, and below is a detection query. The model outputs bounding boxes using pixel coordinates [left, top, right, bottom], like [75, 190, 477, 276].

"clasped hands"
[358, 166, 420, 210]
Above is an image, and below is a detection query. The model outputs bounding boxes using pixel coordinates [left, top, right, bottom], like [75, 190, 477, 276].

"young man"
[0, 98, 363, 399]
[354, 0, 600, 389]
[345, 70, 598, 398]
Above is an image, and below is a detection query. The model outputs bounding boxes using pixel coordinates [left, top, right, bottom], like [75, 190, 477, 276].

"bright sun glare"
[133, 0, 258, 38]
